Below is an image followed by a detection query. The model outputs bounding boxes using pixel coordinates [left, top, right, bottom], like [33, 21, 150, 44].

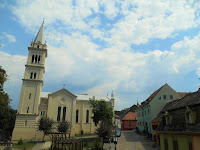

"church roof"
[34, 21, 45, 44]
[76, 94, 110, 101]
[41, 92, 110, 101]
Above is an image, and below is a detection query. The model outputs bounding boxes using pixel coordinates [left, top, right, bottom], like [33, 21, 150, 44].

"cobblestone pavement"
[104, 130, 160, 150]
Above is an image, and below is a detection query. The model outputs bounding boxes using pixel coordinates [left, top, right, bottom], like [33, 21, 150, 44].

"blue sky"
[0, 0, 200, 110]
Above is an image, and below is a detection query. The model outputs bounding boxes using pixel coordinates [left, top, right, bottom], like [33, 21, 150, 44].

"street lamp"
[113, 136, 117, 150]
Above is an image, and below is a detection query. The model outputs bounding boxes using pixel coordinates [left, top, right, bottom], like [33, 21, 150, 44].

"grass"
[12, 142, 36, 150]
[83, 138, 102, 149]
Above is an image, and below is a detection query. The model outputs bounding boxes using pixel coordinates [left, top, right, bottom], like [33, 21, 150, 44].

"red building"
[122, 112, 137, 130]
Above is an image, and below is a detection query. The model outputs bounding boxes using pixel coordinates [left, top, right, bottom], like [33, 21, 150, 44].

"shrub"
[17, 138, 23, 145]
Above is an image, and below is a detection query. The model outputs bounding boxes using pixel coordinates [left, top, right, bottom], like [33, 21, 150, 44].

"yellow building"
[156, 89, 200, 150]
[12, 22, 114, 141]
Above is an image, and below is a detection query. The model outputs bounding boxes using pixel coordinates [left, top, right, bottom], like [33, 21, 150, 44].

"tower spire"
[34, 21, 45, 44]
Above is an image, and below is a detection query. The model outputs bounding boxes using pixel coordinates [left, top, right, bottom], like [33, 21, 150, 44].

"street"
[104, 130, 160, 150]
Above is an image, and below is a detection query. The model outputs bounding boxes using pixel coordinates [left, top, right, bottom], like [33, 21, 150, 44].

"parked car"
[116, 130, 121, 137]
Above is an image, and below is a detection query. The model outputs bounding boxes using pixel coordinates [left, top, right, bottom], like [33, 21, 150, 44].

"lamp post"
[113, 136, 117, 150]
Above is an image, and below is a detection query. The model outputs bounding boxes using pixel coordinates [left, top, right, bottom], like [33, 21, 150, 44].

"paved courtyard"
[104, 130, 160, 150]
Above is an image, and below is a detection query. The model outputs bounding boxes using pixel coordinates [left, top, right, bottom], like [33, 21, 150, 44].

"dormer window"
[164, 111, 172, 125]
[186, 112, 192, 124]
[185, 107, 196, 124]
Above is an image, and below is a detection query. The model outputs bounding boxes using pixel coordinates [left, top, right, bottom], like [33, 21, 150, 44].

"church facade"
[12, 22, 114, 141]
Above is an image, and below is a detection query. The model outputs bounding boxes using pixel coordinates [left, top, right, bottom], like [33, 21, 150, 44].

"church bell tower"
[17, 21, 47, 115]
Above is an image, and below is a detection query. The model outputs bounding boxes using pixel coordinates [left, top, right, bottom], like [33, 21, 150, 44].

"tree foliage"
[0, 67, 16, 141]
[38, 116, 54, 141]
[57, 121, 71, 135]
[89, 97, 113, 126]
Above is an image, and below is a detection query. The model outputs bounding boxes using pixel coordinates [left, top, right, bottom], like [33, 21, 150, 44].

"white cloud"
[6, 0, 200, 110]
[2, 32, 16, 43]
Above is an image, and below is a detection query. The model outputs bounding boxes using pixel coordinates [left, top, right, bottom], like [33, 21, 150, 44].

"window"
[86, 110, 89, 123]
[30, 73, 33, 79]
[32, 55, 34, 63]
[186, 112, 192, 124]
[188, 137, 193, 150]
[170, 95, 173, 100]
[145, 110, 146, 116]
[29, 93, 31, 99]
[38, 56, 41, 63]
[57, 107, 61, 122]
[164, 138, 168, 150]
[40, 111, 45, 116]
[142, 112, 143, 116]
[76, 110, 79, 123]
[148, 109, 150, 115]
[129, 121, 132, 127]
[163, 95, 166, 100]
[35, 55, 38, 63]
[159, 97, 161, 100]
[27, 107, 29, 113]
[62, 107, 66, 122]
[37, 45, 39, 48]
[25, 120, 27, 126]
[173, 139, 178, 150]
[34, 73, 36, 79]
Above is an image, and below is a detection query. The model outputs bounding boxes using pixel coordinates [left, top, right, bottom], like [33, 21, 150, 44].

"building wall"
[12, 115, 38, 141]
[160, 133, 192, 150]
[122, 120, 136, 130]
[192, 135, 200, 150]
[152, 122, 160, 144]
[150, 84, 181, 120]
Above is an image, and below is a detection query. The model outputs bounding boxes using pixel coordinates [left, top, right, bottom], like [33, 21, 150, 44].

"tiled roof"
[162, 90, 200, 111]
[152, 112, 163, 123]
[177, 92, 189, 98]
[41, 92, 110, 101]
[157, 90, 200, 133]
[122, 112, 137, 121]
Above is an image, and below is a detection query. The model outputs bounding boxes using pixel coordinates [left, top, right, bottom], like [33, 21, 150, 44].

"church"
[12, 22, 115, 141]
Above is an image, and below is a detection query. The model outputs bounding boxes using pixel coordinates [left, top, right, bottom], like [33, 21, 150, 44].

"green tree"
[38, 116, 54, 141]
[57, 121, 71, 138]
[89, 97, 114, 149]
[0, 67, 16, 141]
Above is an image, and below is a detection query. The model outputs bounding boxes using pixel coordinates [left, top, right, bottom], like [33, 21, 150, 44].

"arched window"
[32, 55, 34, 63]
[27, 107, 29, 113]
[29, 93, 31, 99]
[57, 107, 61, 122]
[37, 45, 39, 48]
[76, 110, 79, 123]
[86, 110, 89, 123]
[25, 120, 27, 126]
[35, 55, 38, 63]
[38, 56, 41, 63]
[62, 107, 66, 122]
[34, 73, 36, 79]
[30, 73, 33, 79]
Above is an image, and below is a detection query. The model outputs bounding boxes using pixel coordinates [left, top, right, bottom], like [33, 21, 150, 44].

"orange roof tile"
[122, 112, 137, 121]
